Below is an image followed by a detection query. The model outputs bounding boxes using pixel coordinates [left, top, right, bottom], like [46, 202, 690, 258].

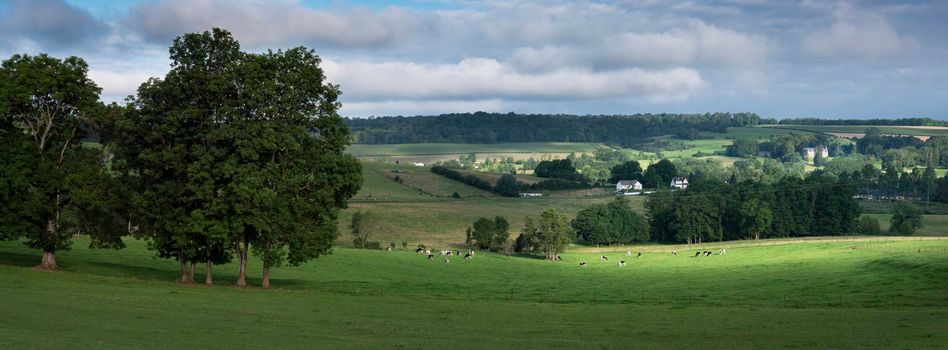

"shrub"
[855, 216, 881, 235]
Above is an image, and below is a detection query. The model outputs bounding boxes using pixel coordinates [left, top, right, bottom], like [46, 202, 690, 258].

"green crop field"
[1, 236, 947, 349]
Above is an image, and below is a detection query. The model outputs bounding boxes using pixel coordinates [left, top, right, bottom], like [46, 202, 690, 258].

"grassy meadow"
[1, 236, 947, 349]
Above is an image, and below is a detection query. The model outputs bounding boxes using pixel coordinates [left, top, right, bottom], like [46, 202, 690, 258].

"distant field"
[1, 237, 947, 348]
[341, 196, 628, 246]
[348, 142, 603, 156]
[762, 125, 948, 138]
[862, 214, 948, 236]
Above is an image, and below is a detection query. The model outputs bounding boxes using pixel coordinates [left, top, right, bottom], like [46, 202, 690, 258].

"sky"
[1, 0, 946, 119]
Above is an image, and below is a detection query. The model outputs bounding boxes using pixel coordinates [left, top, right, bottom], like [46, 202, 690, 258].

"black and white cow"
[618, 260, 626, 267]
[600, 255, 608, 261]
[579, 261, 587, 267]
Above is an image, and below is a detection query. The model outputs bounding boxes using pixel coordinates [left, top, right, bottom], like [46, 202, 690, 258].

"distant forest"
[345, 112, 762, 146]
[776, 118, 946, 126]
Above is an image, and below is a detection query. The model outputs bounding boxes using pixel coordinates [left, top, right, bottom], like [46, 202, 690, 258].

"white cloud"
[803, 3, 917, 59]
[124, 0, 422, 48]
[322, 58, 705, 102]
[510, 21, 769, 71]
[88, 68, 167, 102]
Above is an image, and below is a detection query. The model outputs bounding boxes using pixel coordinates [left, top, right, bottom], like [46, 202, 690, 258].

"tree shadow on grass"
[0, 251, 41, 268]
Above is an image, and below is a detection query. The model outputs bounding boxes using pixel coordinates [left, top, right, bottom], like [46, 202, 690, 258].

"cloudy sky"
[1, 0, 946, 118]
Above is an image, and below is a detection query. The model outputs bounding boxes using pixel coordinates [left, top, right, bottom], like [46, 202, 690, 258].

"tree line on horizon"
[346, 112, 763, 146]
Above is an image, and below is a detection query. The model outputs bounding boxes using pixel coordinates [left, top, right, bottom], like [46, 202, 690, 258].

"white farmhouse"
[616, 180, 642, 192]
[670, 177, 689, 189]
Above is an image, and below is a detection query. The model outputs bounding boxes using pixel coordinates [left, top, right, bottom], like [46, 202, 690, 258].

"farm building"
[671, 177, 689, 189]
[615, 180, 642, 192]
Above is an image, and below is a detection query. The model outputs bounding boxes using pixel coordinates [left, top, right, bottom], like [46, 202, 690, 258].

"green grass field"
[862, 214, 948, 236]
[1, 236, 947, 348]
[343, 161, 629, 246]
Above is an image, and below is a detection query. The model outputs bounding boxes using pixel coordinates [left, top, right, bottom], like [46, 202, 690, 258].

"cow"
[415, 248, 425, 253]
[719, 248, 727, 255]
[618, 260, 626, 267]
[444, 257, 450, 263]
[625, 251, 632, 257]
[464, 253, 472, 259]
[636, 252, 642, 258]
[427, 254, 434, 261]
[694, 251, 702, 257]
[672, 250, 678, 256]
[704, 251, 712, 257]
[579, 261, 587, 267]
[600, 256, 608, 261]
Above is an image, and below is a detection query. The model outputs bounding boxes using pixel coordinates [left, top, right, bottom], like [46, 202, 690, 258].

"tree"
[572, 199, 648, 245]
[645, 159, 677, 188]
[814, 146, 825, 166]
[0, 53, 123, 270]
[470, 216, 509, 251]
[889, 202, 923, 235]
[113, 29, 361, 287]
[520, 208, 573, 260]
[350, 211, 375, 248]
[922, 165, 937, 204]
[725, 139, 759, 157]
[672, 194, 719, 244]
[608, 161, 643, 184]
[494, 173, 521, 197]
[739, 198, 773, 240]
[855, 216, 881, 235]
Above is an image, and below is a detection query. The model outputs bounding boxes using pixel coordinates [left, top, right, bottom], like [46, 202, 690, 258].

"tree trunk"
[36, 218, 59, 270]
[262, 261, 270, 289]
[37, 250, 57, 271]
[178, 251, 193, 284]
[755, 230, 760, 240]
[189, 262, 196, 283]
[205, 258, 213, 285]
[236, 239, 248, 287]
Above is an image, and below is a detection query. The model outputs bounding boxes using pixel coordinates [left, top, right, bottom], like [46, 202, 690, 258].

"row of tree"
[347, 112, 762, 146]
[645, 174, 862, 243]
[0, 29, 362, 288]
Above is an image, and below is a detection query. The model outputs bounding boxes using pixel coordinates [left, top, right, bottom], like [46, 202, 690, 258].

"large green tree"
[470, 216, 510, 251]
[520, 208, 573, 260]
[739, 198, 772, 240]
[113, 29, 360, 287]
[607, 161, 643, 184]
[0, 54, 123, 270]
[572, 199, 648, 245]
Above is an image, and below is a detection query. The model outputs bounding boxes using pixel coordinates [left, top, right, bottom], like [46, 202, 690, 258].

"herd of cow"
[415, 247, 474, 263]
[579, 248, 727, 267]
[409, 246, 727, 265]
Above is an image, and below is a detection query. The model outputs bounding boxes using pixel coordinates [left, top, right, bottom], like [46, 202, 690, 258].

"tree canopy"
[109, 28, 361, 287]
[0, 53, 122, 270]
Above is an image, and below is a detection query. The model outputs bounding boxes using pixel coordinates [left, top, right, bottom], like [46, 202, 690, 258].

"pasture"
[1, 237, 947, 348]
